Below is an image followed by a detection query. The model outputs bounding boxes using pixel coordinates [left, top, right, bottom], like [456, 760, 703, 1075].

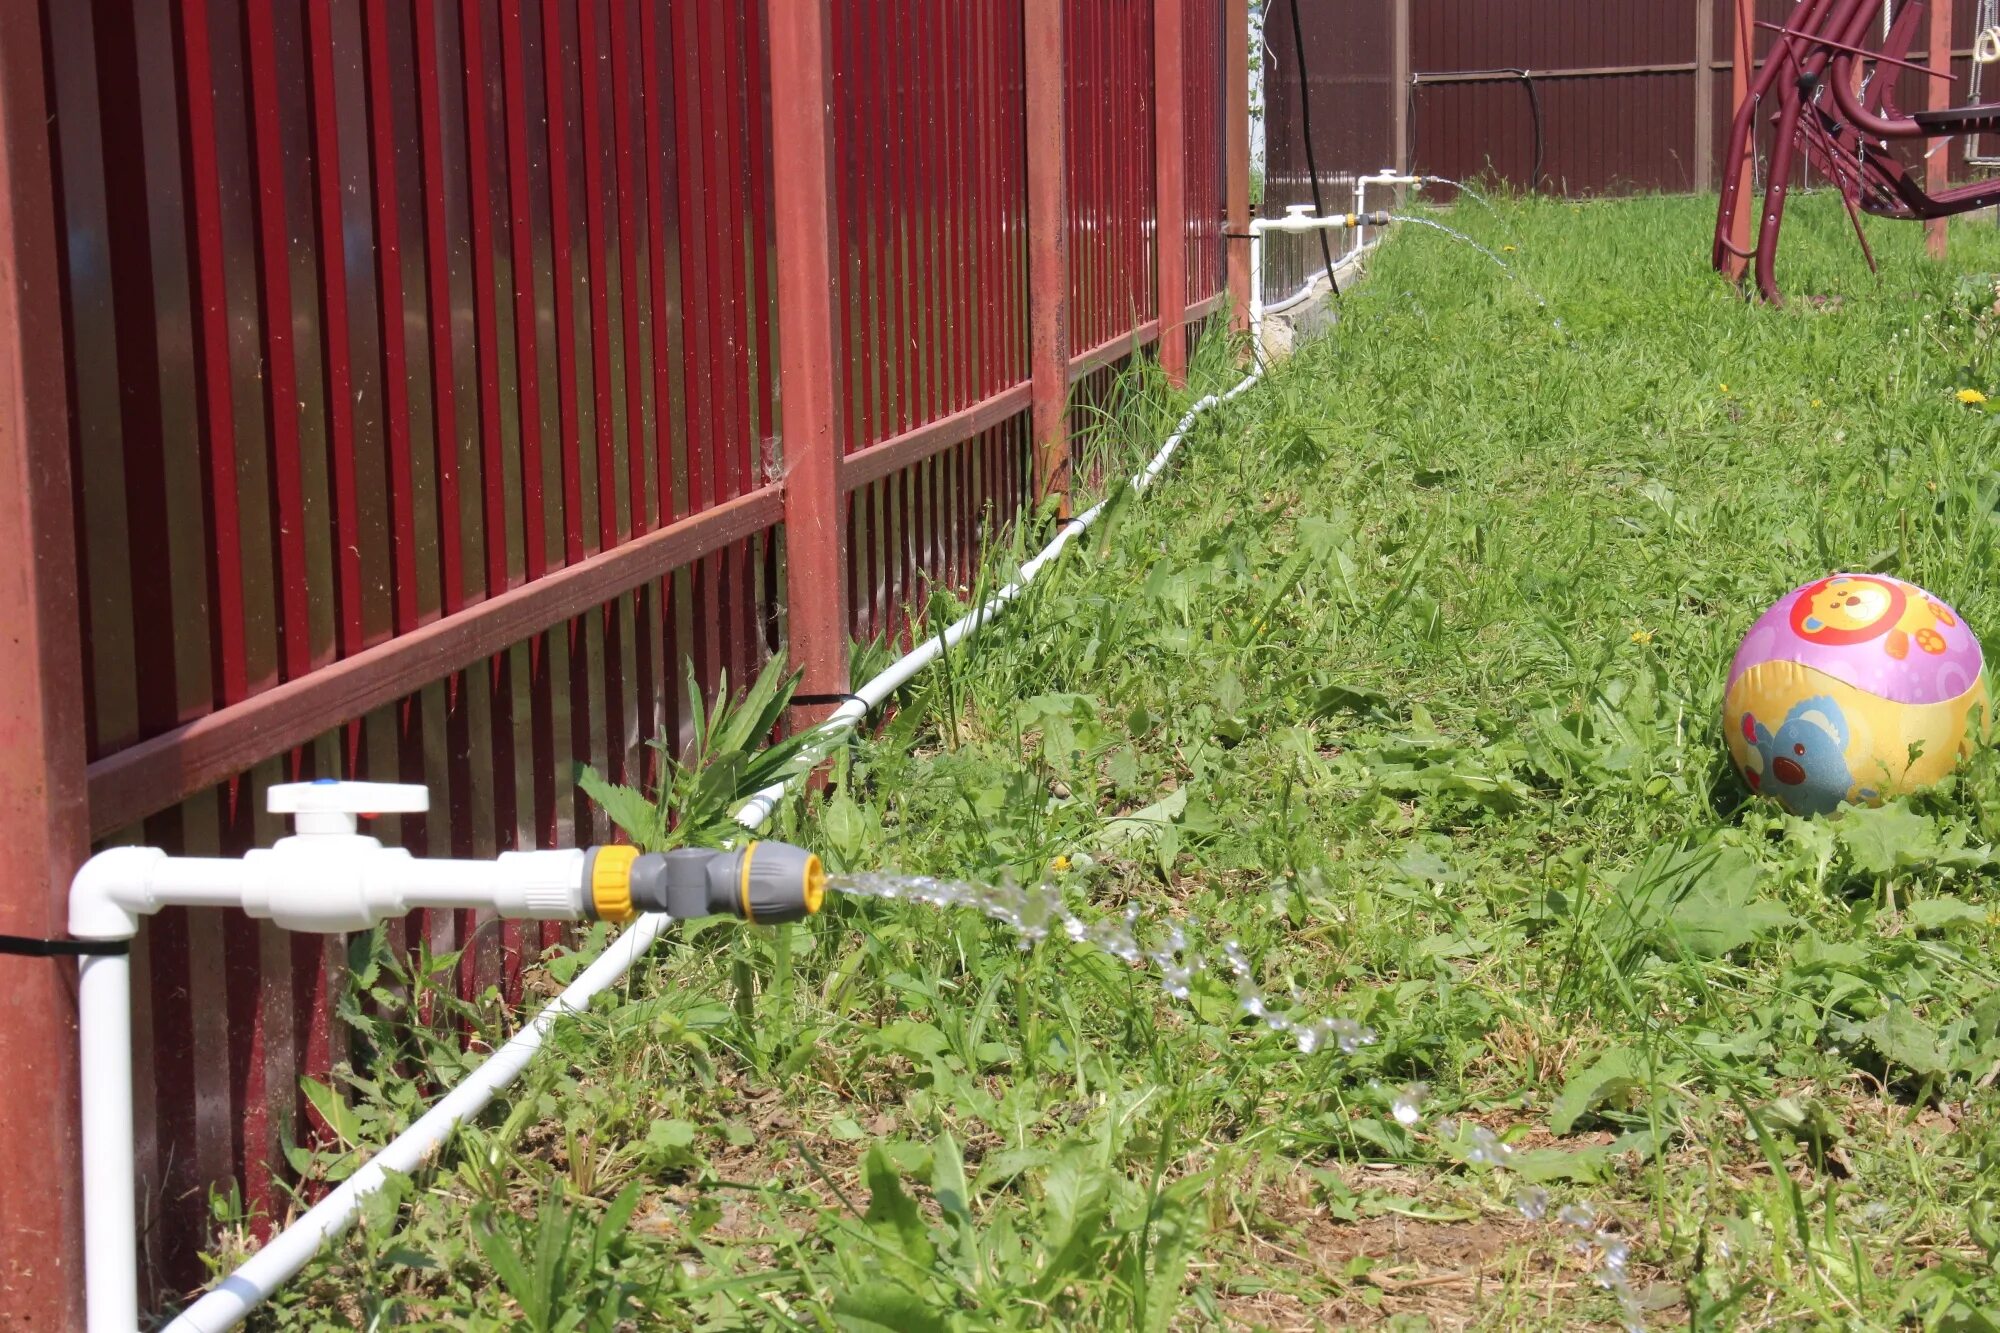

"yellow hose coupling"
[585, 841, 826, 925]
[584, 844, 641, 923]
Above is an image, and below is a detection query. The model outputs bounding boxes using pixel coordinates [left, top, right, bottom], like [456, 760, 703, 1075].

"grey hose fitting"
[623, 841, 826, 925]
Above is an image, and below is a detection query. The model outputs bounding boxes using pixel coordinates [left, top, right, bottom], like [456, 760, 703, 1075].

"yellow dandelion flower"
[1501, 244, 1517, 253]
[1959, 387, 1988, 405]
[1719, 383, 1730, 394]
[1630, 629, 1654, 645]
[1811, 398, 1823, 408]
[1050, 855, 1071, 873]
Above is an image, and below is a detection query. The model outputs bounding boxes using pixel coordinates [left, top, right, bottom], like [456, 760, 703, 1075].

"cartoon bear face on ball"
[1789, 574, 1954, 660]
[1739, 695, 1877, 817]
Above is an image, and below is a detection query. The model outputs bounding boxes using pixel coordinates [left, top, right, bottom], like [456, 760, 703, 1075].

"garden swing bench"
[1713, 0, 2000, 303]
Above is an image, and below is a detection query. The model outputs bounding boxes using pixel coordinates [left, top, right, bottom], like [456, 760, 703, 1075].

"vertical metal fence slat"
[243, 4, 313, 682]
[638, 0, 679, 526]
[499, 2, 547, 582]
[362, 1, 421, 637]
[459, 4, 508, 601]
[415, 7, 467, 617]
[176, 0, 250, 707]
[541, 0, 585, 567]
[1028, 0, 1069, 508]
[608, 0, 649, 539]
[577, 0, 619, 555]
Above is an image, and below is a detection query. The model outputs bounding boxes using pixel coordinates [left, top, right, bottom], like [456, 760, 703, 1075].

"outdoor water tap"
[582, 842, 826, 926]
[68, 779, 825, 940]
[66, 782, 825, 1333]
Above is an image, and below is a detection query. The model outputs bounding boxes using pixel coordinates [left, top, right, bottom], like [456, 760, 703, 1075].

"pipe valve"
[582, 841, 826, 926]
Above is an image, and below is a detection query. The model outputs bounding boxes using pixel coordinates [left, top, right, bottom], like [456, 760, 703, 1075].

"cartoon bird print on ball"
[1791, 574, 1956, 660]
[1739, 696, 1877, 817]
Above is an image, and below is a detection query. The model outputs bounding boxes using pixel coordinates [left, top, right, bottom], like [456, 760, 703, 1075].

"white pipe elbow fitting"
[68, 846, 164, 941]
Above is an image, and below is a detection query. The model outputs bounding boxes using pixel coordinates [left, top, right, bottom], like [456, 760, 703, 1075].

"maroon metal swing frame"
[1714, 0, 2000, 304]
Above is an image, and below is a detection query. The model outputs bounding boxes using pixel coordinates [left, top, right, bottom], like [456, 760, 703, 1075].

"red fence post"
[769, 0, 850, 725]
[1226, 0, 1249, 334]
[1155, 0, 1188, 386]
[0, 0, 89, 1321]
[1027, 0, 1070, 511]
[1694, 0, 1715, 194]
[1928, 0, 1950, 259]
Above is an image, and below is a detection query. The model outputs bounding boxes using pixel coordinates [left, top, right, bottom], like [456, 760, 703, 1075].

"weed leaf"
[1551, 1046, 1645, 1134]
[862, 1143, 936, 1270]
[1855, 1004, 1954, 1079]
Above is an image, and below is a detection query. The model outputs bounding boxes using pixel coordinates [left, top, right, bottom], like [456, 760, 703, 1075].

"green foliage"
[578, 654, 813, 851]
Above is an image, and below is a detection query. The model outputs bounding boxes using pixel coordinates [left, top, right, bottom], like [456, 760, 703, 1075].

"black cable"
[1284, 0, 1341, 300]
[790, 692, 870, 711]
[1522, 73, 1544, 192]
[0, 933, 129, 957]
[1407, 78, 1420, 175]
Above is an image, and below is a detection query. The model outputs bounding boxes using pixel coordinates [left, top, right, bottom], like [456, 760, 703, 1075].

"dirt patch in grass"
[1215, 1206, 1682, 1331]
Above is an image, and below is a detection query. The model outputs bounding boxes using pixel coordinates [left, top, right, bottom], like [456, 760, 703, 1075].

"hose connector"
[583, 841, 825, 925]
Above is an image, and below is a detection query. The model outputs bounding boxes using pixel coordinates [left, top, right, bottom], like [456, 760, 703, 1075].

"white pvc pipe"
[1248, 206, 1389, 356]
[81, 953, 138, 1333]
[1353, 169, 1420, 247]
[145, 367, 1267, 1333]
[1249, 177, 1429, 348]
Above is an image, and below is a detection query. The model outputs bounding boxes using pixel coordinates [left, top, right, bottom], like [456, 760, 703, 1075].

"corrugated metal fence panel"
[45, 0, 777, 1293]
[1066, 0, 1159, 357]
[1185, 0, 1227, 304]
[832, 0, 1032, 644]
[1260, 0, 1392, 303]
[1408, 1, 1698, 195]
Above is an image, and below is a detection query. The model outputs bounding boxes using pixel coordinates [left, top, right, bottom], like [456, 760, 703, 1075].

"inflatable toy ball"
[1723, 573, 1987, 817]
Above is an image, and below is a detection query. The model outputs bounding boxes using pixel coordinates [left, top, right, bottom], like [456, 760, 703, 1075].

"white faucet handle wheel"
[268, 780, 430, 835]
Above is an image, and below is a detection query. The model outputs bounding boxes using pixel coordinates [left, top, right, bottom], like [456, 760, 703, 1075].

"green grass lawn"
[245, 193, 2000, 1331]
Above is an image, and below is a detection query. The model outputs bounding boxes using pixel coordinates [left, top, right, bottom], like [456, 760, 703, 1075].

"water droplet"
[1557, 1202, 1598, 1231]
[824, 873, 1376, 1066]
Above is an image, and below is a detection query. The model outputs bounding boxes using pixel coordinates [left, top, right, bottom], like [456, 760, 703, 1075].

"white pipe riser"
[81, 952, 138, 1333]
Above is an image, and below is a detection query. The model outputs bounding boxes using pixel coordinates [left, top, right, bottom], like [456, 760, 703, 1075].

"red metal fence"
[0, 0, 1246, 1319]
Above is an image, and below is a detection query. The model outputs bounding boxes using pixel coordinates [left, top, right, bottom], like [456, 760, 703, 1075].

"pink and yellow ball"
[1724, 574, 1987, 817]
